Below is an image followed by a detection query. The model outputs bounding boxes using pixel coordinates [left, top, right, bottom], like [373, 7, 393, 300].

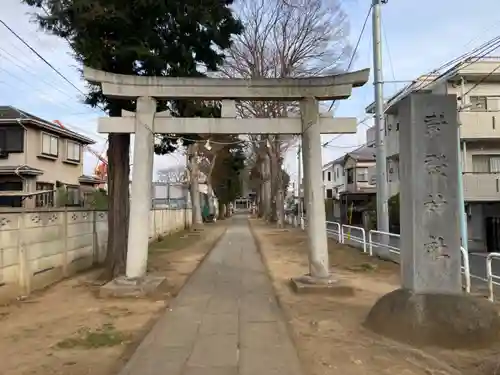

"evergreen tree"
[23, 0, 242, 278]
[212, 143, 246, 216]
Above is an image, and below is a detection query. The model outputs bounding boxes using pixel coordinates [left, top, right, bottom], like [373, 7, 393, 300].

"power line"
[323, 143, 365, 149]
[0, 19, 92, 101]
[461, 62, 500, 99]
[0, 66, 84, 114]
[381, 18, 396, 92]
[0, 47, 85, 107]
[327, 4, 373, 113]
[322, 113, 373, 147]
[399, 36, 500, 98]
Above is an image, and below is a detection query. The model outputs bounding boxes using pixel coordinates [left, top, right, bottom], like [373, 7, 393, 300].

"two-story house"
[322, 156, 345, 199]
[342, 146, 376, 194]
[0, 106, 99, 208]
[338, 146, 376, 226]
[322, 146, 376, 225]
[365, 57, 500, 252]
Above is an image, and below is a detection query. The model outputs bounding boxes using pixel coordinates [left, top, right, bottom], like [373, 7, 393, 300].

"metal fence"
[286, 215, 500, 299]
[487, 253, 500, 301]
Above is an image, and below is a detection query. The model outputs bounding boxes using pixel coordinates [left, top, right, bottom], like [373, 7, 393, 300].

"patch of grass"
[99, 306, 133, 319]
[149, 229, 204, 252]
[346, 263, 378, 272]
[56, 323, 130, 349]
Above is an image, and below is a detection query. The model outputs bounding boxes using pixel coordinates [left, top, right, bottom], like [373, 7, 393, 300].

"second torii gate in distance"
[84, 67, 370, 293]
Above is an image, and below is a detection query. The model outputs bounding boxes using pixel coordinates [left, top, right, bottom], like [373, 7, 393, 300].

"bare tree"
[197, 137, 231, 216]
[185, 143, 204, 227]
[221, 0, 351, 227]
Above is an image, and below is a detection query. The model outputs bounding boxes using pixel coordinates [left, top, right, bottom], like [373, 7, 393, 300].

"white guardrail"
[368, 230, 400, 256]
[486, 253, 500, 301]
[285, 216, 500, 298]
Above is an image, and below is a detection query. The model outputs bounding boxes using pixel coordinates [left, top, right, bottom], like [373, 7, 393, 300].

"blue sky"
[1, 0, 499, 179]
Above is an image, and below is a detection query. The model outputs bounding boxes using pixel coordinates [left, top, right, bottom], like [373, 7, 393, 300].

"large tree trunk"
[268, 151, 280, 223]
[206, 155, 217, 214]
[218, 203, 226, 220]
[269, 168, 277, 223]
[277, 179, 285, 228]
[206, 180, 214, 214]
[103, 133, 130, 280]
[262, 157, 272, 220]
[188, 144, 203, 227]
[257, 167, 265, 217]
[274, 156, 285, 229]
[255, 188, 262, 217]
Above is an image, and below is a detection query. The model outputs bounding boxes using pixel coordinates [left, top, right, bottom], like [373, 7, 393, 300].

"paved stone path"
[120, 217, 303, 375]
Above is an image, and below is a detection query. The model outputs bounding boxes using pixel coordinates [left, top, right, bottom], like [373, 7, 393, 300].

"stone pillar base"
[290, 274, 354, 296]
[364, 288, 500, 349]
[99, 275, 166, 299]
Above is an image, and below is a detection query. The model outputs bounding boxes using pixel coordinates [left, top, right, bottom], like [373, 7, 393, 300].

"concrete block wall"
[0, 207, 192, 302]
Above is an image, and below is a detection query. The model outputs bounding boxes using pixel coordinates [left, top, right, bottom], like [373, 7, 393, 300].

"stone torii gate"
[84, 67, 369, 293]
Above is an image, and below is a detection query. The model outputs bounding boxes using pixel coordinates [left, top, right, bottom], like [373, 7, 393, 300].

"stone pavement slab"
[119, 217, 303, 375]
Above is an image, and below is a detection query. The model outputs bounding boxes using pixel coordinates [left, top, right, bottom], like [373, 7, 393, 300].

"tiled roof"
[347, 145, 376, 161]
[0, 106, 95, 144]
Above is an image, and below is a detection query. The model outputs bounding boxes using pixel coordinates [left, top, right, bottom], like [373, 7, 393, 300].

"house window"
[472, 155, 500, 173]
[66, 141, 81, 162]
[491, 156, 500, 173]
[0, 127, 24, 153]
[470, 96, 487, 111]
[327, 171, 331, 181]
[41, 133, 58, 157]
[346, 168, 354, 184]
[322, 171, 325, 181]
[326, 189, 333, 198]
[35, 182, 54, 207]
[356, 167, 368, 182]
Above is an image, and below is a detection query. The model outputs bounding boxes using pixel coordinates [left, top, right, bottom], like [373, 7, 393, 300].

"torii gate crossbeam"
[84, 67, 370, 290]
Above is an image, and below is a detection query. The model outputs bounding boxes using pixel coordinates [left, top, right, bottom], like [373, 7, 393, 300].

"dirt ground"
[0, 222, 227, 375]
[250, 219, 500, 375]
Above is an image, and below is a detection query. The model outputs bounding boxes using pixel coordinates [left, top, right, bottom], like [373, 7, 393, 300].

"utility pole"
[458, 78, 469, 252]
[372, 0, 390, 234]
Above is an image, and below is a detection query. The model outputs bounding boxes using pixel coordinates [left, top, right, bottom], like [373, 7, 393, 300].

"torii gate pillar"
[301, 98, 329, 279]
[84, 67, 370, 296]
[126, 96, 156, 279]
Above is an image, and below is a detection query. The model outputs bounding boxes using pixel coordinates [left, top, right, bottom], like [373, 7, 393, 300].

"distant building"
[321, 146, 376, 224]
[365, 57, 500, 251]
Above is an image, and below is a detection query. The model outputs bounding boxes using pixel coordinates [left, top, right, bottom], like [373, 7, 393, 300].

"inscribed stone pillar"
[399, 93, 461, 294]
[300, 98, 330, 279]
[126, 96, 156, 279]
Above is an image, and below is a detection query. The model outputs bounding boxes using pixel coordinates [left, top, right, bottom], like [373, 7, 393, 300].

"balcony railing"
[463, 173, 500, 201]
[459, 111, 500, 140]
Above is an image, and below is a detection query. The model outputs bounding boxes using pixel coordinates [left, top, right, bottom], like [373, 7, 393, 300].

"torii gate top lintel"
[83, 66, 370, 101]
[91, 68, 370, 281]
